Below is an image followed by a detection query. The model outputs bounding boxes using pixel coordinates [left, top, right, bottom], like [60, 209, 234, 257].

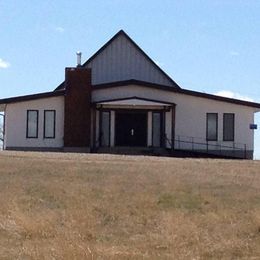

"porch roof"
[94, 96, 175, 107]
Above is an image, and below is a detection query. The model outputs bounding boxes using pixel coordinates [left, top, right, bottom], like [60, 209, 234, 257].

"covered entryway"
[115, 110, 147, 146]
[93, 96, 176, 151]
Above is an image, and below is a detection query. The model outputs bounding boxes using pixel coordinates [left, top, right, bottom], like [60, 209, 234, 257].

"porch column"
[92, 106, 96, 150]
[147, 111, 152, 146]
[95, 110, 100, 147]
[110, 111, 115, 147]
[171, 105, 176, 150]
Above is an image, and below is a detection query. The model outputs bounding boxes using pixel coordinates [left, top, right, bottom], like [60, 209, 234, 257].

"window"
[206, 113, 218, 141]
[223, 113, 234, 141]
[26, 110, 38, 138]
[44, 110, 56, 138]
[152, 112, 161, 147]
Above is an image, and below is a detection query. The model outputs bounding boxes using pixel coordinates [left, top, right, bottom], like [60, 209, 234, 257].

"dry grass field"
[0, 151, 259, 259]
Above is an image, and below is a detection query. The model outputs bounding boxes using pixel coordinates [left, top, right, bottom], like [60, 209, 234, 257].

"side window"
[206, 113, 218, 141]
[44, 110, 56, 138]
[26, 110, 38, 138]
[223, 113, 234, 141]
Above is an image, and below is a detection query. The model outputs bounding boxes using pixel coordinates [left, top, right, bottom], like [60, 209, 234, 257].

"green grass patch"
[158, 192, 203, 210]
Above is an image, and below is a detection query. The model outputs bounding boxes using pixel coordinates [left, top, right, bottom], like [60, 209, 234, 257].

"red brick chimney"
[64, 67, 92, 148]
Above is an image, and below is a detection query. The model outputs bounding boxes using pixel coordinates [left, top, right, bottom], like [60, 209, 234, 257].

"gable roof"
[55, 30, 181, 91]
[1, 31, 259, 111]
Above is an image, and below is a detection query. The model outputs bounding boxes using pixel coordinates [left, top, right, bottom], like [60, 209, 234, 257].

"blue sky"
[0, 0, 259, 158]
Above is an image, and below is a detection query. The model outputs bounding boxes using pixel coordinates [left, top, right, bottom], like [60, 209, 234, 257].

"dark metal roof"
[50, 30, 260, 110]
[54, 30, 181, 91]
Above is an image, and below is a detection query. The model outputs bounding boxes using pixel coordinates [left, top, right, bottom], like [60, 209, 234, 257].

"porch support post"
[99, 105, 103, 147]
[162, 108, 166, 148]
[171, 105, 176, 151]
[92, 105, 97, 151]
[110, 110, 115, 147]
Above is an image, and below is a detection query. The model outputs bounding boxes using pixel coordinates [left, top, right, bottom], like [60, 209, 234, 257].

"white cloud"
[0, 58, 10, 69]
[230, 51, 239, 56]
[54, 26, 65, 33]
[215, 90, 254, 102]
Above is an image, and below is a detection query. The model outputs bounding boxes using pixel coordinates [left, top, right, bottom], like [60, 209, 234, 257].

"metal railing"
[164, 134, 247, 159]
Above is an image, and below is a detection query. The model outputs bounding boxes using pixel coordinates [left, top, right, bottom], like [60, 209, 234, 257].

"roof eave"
[0, 90, 65, 105]
[92, 80, 260, 109]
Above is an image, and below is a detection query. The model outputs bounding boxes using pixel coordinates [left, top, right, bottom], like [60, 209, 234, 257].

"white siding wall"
[92, 85, 255, 151]
[86, 34, 174, 86]
[5, 96, 64, 149]
[3, 85, 256, 154]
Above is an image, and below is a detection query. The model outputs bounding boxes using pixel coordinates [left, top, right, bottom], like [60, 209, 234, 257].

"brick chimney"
[64, 67, 92, 148]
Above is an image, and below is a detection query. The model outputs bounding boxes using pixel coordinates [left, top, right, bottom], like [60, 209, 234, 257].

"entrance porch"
[92, 97, 175, 152]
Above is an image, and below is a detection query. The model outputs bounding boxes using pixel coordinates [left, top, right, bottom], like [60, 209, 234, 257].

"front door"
[115, 111, 147, 146]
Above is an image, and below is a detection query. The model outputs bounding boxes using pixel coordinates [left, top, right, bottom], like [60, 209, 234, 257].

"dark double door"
[115, 111, 147, 147]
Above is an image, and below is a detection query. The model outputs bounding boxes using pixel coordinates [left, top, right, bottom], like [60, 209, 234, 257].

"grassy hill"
[0, 151, 259, 259]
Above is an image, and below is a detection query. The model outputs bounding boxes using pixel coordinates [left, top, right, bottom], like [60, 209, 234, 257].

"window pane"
[101, 112, 110, 147]
[27, 110, 38, 138]
[44, 111, 55, 138]
[207, 113, 217, 141]
[223, 113, 234, 141]
[152, 112, 161, 147]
